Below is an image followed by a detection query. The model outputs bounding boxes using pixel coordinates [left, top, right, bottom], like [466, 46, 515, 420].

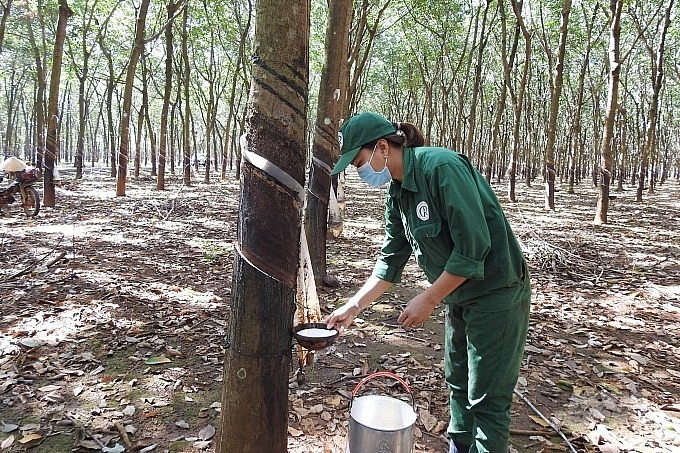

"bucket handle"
[351, 371, 415, 410]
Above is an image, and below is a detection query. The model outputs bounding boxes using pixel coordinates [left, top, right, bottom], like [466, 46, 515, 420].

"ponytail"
[365, 120, 426, 149]
[392, 121, 425, 147]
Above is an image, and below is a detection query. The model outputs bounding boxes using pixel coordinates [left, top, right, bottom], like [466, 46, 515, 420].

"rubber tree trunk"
[96, 34, 116, 177]
[544, 0, 571, 210]
[488, 0, 517, 184]
[44, 1, 73, 207]
[0, 0, 12, 52]
[26, 12, 46, 172]
[215, 0, 309, 451]
[116, 0, 150, 197]
[157, 0, 182, 190]
[594, 0, 623, 225]
[304, 0, 352, 286]
[464, 1, 491, 158]
[508, 0, 531, 203]
[636, 0, 674, 202]
[181, 5, 191, 186]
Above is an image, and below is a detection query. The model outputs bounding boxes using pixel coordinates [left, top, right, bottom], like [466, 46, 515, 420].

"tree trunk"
[3, 67, 21, 154]
[26, 10, 46, 172]
[464, 0, 491, 157]
[75, 53, 86, 179]
[181, 5, 191, 186]
[145, 88, 157, 177]
[617, 107, 627, 191]
[97, 34, 117, 177]
[508, 0, 531, 202]
[594, 0, 623, 225]
[117, 0, 150, 196]
[44, 1, 73, 207]
[489, 0, 518, 184]
[215, 0, 309, 451]
[568, 3, 598, 195]
[543, 0, 571, 210]
[221, 1, 252, 180]
[134, 103, 144, 178]
[345, 0, 390, 116]
[636, 0, 673, 201]
[0, 0, 12, 52]
[157, 1, 182, 190]
[304, 0, 352, 287]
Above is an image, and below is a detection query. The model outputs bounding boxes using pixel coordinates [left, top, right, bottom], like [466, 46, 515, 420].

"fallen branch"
[514, 389, 578, 453]
[2, 238, 65, 282]
[510, 428, 556, 436]
[660, 403, 680, 412]
[113, 421, 132, 448]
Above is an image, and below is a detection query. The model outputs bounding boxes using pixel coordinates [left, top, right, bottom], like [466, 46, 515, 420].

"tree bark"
[594, 0, 623, 225]
[0, 0, 12, 53]
[157, 1, 183, 190]
[44, 1, 73, 207]
[304, 0, 352, 287]
[508, 0, 531, 202]
[96, 34, 117, 177]
[636, 0, 674, 201]
[181, 5, 191, 186]
[568, 3, 598, 195]
[543, 0, 571, 210]
[26, 9, 46, 172]
[221, 1, 252, 180]
[215, 0, 309, 451]
[488, 0, 518, 183]
[464, 0, 491, 158]
[117, 0, 150, 196]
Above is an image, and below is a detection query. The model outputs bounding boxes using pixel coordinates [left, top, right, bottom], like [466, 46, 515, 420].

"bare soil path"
[1, 168, 679, 453]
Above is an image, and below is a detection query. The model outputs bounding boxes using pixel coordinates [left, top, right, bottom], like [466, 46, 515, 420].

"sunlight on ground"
[0, 301, 128, 355]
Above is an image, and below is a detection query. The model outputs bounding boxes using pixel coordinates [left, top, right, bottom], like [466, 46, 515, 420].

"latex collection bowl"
[293, 323, 339, 350]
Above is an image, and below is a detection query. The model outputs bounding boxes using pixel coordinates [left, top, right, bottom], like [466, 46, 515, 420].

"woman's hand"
[397, 292, 439, 328]
[325, 300, 361, 332]
[398, 272, 465, 328]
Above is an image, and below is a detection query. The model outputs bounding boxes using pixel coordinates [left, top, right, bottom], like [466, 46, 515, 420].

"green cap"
[330, 112, 397, 176]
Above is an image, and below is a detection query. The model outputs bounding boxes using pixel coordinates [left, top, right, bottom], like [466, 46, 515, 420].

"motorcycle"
[0, 168, 41, 217]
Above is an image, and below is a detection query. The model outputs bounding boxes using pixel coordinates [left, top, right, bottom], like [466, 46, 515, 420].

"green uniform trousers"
[445, 283, 531, 453]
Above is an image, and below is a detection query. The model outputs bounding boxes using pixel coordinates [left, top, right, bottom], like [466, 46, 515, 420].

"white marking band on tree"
[312, 156, 332, 173]
[242, 149, 304, 202]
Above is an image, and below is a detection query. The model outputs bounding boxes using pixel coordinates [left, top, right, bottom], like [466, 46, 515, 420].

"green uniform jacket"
[373, 146, 529, 311]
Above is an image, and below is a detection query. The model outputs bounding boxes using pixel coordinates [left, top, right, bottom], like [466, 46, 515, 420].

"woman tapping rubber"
[325, 112, 531, 453]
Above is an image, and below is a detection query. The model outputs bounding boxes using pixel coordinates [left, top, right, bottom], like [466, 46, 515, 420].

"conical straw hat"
[0, 156, 26, 172]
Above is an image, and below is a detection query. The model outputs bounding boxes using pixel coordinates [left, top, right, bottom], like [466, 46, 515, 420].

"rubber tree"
[594, 0, 624, 225]
[116, 0, 150, 196]
[304, 0, 353, 287]
[464, 0, 492, 158]
[541, 0, 571, 210]
[567, 3, 600, 195]
[44, 0, 73, 207]
[215, 0, 309, 450]
[0, 0, 12, 52]
[157, 0, 186, 190]
[181, 4, 192, 186]
[487, 0, 518, 183]
[25, 7, 46, 172]
[221, 1, 252, 180]
[67, 0, 118, 180]
[635, 0, 674, 201]
[95, 33, 118, 177]
[508, 0, 531, 202]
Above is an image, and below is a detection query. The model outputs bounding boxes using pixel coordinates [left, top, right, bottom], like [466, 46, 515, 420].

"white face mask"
[356, 144, 392, 187]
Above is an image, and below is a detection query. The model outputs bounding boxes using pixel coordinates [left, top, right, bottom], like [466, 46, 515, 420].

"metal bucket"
[346, 371, 417, 453]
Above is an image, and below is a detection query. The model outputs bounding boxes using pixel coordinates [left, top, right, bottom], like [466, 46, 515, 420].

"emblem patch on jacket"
[416, 201, 430, 221]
